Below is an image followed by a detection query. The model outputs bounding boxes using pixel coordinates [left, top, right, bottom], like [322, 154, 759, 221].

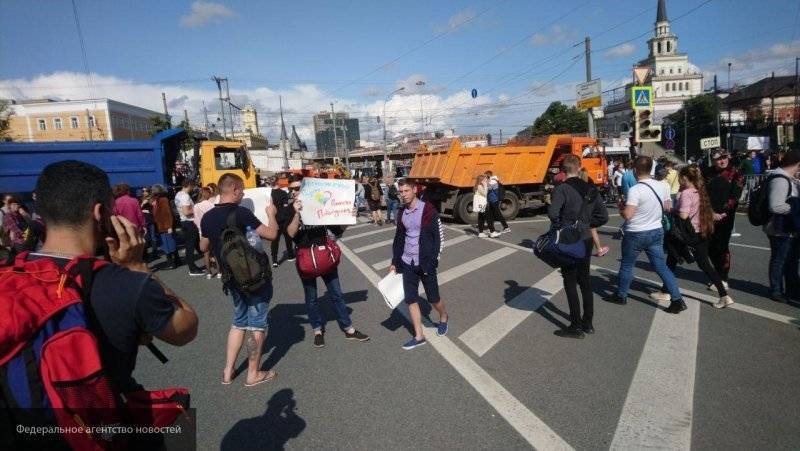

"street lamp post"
[383, 87, 405, 170]
[416, 80, 426, 135]
[728, 62, 732, 151]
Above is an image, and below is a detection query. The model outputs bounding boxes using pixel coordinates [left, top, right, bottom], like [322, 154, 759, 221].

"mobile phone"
[101, 207, 118, 241]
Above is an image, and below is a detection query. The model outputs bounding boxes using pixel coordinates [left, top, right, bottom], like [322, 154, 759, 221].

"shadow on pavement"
[503, 280, 570, 328]
[220, 388, 306, 451]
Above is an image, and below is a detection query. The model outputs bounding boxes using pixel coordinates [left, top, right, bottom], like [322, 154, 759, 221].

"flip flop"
[244, 370, 277, 387]
[222, 371, 233, 385]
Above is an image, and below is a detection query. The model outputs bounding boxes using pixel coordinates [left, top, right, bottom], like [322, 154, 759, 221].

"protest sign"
[299, 177, 356, 225]
[241, 187, 273, 226]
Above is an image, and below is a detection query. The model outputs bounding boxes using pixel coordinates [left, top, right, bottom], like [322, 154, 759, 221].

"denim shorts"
[401, 261, 441, 304]
[230, 283, 272, 331]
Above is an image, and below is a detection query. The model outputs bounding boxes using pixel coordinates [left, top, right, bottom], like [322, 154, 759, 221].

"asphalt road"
[137, 208, 800, 450]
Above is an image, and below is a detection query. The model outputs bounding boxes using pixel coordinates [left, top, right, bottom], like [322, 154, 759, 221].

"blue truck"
[0, 129, 186, 194]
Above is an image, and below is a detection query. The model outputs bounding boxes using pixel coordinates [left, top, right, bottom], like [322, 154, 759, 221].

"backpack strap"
[640, 181, 666, 215]
[226, 209, 239, 230]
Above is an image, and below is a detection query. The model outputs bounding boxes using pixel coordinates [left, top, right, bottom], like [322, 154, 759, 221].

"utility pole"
[727, 63, 732, 152]
[224, 79, 234, 134]
[683, 106, 688, 162]
[212, 76, 227, 139]
[795, 57, 799, 145]
[713, 74, 720, 164]
[161, 92, 171, 127]
[343, 120, 349, 169]
[330, 102, 338, 162]
[584, 36, 595, 138]
[499, 129, 503, 146]
[183, 109, 189, 125]
[202, 101, 210, 132]
[416, 80, 426, 135]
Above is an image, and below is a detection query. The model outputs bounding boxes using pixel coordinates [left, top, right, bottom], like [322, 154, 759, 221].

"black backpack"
[218, 210, 271, 295]
[748, 174, 792, 226]
[388, 185, 399, 200]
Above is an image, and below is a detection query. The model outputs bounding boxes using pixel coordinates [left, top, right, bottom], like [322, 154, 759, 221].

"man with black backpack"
[200, 173, 279, 387]
[548, 155, 609, 338]
[762, 150, 800, 303]
[0, 160, 198, 449]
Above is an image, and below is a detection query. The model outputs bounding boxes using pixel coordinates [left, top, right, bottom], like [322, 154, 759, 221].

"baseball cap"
[712, 150, 729, 160]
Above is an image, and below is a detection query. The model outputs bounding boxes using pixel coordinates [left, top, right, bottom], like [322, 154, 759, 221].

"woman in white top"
[473, 175, 497, 238]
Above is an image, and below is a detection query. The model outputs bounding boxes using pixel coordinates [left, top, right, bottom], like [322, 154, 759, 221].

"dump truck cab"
[199, 140, 258, 188]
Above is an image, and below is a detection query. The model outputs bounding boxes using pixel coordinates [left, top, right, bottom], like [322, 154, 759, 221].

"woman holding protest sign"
[286, 175, 370, 348]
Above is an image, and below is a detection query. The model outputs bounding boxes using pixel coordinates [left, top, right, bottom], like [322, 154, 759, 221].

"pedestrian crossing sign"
[631, 86, 653, 109]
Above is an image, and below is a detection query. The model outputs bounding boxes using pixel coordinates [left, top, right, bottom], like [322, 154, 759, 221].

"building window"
[667, 41, 671, 52]
[88, 116, 95, 128]
[666, 83, 670, 92]
[70, 116, 79, 128]
[678, 68, 682, 74]
[672, 83, 677, 91]
[37, 119, 46, 131]
[53, 118, 63, 130]
[657, 42, 662, 54]
[669, 68, 673, 74]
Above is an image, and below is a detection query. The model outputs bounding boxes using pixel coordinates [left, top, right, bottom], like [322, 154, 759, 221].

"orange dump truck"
[408, 134, 607, 223]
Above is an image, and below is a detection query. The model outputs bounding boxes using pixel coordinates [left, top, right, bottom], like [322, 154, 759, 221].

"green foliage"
[149, 115, 171, 136]
[666, 94, 718, 158]
[528, 101, 589, 137]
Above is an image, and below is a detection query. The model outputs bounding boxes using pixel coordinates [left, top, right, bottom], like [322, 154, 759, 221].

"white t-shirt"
[174, 190, 194, 221]
[624, 178, 671, 232]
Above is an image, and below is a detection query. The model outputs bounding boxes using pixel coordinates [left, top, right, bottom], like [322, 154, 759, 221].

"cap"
[712, 150, 729, 160]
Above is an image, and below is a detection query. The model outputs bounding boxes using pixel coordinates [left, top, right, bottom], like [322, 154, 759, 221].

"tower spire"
[279, 95, 288, 141]
[656, 0, 668, 23]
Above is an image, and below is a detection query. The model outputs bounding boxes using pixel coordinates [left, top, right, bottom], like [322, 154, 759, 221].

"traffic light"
[635, 108, 661, 143]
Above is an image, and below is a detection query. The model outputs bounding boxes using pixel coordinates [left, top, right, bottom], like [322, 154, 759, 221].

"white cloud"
[0, 71, 595, 148]
[180, 1, 236, 28]
[603, 43, 636, 59]
[530, 25, 569, 47]
[702, 39, 800, 86]
[436, 8, 477, 33]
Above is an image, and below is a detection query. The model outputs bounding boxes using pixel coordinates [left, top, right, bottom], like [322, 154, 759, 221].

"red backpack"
[0, 252, 189, 450]
[295, 236, 341, 279]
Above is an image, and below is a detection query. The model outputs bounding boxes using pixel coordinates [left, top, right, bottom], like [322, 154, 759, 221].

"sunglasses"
[289, 186, 301, 192]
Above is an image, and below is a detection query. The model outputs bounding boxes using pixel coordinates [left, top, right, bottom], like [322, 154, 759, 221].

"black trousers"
[709, 214, 735, 282]
[477, 210, 493, 233]
[271, 221, 294, 261]
[488, 201, 508, 230]
[560, 240, 593, 326]
[181, 221, 201, 270]
[667, 238, 728, 297]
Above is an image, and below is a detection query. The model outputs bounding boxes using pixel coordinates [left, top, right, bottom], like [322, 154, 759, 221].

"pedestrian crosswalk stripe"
[353, 238, 395, 253]
[342, 226, 395, 242]
[371, 235, 473, 270]
[459, 269, 563, 357]
[438, 247, 517, 285]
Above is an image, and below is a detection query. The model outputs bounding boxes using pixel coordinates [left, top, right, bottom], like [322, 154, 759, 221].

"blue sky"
[1, 0, 798, 147]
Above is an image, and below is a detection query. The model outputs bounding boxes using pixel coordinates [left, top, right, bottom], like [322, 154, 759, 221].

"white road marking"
[459, 269, 564, 357]
[730, 242, 769, 251]
[342, 227, 395, 242]
[443, 225, 533, 253]
[610, 294, 700, 450]
[507, 218, 549, 224]
[371, 235, 473, 270]
[438, 247, 518, 285]
[591, 266, 800, 327]
[353, 238, 395, 253]
[337, 241, 574, 451]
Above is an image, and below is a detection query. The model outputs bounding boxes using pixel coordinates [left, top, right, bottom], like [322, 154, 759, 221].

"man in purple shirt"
[389, 179, 448, 350]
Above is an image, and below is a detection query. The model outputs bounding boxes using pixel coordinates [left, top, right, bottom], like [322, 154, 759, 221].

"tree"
[666, 93, 717, 159]
[526, 101, 588, 137]
[149, 115, 171, 136]
[0, 99, 14, 141]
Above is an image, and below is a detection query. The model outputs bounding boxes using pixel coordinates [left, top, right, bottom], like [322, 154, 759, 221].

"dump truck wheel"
[454, 192, 478, 224]
[500, 191, 520, 220]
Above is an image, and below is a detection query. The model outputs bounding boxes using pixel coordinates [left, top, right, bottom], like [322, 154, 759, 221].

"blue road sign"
[664, 127, 676, 140]
[665, 139, 675, 150]
[471, 88, 478, 99]
[631, 86, 653, 109]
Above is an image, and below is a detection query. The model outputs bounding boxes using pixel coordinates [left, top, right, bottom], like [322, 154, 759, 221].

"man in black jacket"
[389, 179, 448, 350]
[548, 155, 609, 338]
[702, 150, 744, 289]
[270, 182, 295, 267]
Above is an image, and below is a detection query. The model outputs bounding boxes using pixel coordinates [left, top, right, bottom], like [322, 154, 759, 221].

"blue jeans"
[768, 235, 800, 297]
[301, 268, 352, 332]
[387, 199, 399, 221]
[618, 228, 682, 301]
[230, 283, 272, 331]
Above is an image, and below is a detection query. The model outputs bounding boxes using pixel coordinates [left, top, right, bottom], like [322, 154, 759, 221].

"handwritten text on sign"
[299, 177, 356, 225]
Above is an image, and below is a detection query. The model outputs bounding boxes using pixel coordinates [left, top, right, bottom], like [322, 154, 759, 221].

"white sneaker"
[713, 295, 734, 309]
[489, 232, 501, 238]
[477, 232, 488, 238]
[707, 281, 729, 293]
[206, 273, 212, 280]
[502, 228, 511, 234]
[649, 291, 671, 302]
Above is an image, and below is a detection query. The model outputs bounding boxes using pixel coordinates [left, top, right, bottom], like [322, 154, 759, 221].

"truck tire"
[454, 192, 478, 224]
[500, 191, 520, 220]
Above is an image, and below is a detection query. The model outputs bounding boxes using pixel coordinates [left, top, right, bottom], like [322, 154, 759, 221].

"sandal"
[244, 370, 277, 387]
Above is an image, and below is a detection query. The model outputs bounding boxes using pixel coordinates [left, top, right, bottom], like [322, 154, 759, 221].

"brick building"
[5, 98, 166, 142]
